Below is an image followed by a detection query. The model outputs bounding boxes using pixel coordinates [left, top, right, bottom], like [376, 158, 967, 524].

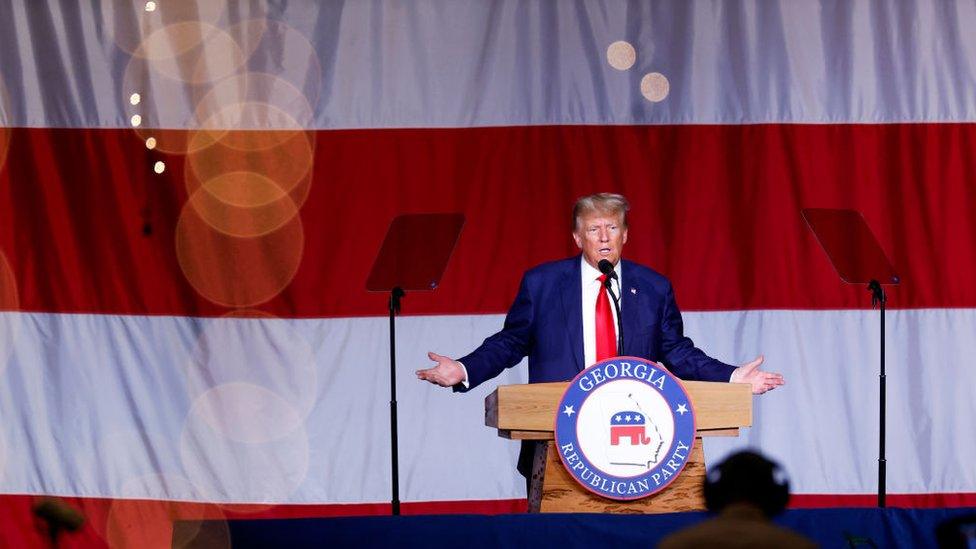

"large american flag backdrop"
[1, 1, 975, 546]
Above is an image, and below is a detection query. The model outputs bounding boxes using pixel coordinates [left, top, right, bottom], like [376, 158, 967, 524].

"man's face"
[573, 212, 628, 269]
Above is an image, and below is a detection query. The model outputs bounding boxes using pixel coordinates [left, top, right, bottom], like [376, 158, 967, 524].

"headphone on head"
[703, 450, 790, 517]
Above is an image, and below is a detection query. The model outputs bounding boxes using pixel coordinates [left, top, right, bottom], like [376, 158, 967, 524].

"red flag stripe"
[0, 124, 974, 317]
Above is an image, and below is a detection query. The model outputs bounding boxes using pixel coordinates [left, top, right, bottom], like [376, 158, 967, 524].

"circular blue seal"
[553, 356, 697, 501]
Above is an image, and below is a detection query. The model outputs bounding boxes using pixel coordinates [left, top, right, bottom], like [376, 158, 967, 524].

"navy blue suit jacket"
[458, 255, 735, 392]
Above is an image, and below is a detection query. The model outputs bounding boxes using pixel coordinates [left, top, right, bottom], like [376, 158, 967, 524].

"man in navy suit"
[416, 193, 783, 476]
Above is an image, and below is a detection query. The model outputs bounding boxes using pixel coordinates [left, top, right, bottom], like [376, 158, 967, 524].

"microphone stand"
[604, 277, 624, 355]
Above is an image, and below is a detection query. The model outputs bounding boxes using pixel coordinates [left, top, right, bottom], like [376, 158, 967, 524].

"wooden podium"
[485, 381, 752, 513]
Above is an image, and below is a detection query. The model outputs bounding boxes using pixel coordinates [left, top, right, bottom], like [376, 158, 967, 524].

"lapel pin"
[630, 287, 637, 295]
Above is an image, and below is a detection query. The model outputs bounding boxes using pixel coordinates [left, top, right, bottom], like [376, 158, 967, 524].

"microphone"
[597, 259, 617, 279]
[597, 260, 624, 355]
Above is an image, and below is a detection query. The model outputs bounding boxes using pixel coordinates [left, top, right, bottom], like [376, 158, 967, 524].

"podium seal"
[554, 356, 696, 501]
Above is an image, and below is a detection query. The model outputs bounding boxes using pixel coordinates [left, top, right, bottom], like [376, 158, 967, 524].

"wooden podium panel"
[486, 380, 751, 514]
[529, 438, 706, 513]
[486, 381, 751, 439]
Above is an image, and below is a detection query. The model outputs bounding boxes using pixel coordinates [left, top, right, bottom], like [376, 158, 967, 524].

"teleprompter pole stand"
[868, 279, 886, 508]
[389, 286, 405, 516]
[802, 208, 897, 510]
[366, 213, 465, 517]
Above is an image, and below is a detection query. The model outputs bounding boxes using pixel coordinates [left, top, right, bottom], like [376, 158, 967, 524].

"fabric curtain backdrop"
[0, 0, 975, 546]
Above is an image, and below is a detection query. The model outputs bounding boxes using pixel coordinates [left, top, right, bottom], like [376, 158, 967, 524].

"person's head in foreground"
[703, 450, 790, 517]
[658, 450, 817, 549]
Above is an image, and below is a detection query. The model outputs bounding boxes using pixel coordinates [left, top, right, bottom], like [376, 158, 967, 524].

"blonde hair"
[572, 193, 630, 231]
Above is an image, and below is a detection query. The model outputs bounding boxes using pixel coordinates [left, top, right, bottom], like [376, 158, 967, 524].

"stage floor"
[177, 506, 976, 548]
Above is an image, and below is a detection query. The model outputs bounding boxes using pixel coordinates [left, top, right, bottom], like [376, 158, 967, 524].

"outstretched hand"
[416, 352, 465, 387]
[730, 355, 784, 395]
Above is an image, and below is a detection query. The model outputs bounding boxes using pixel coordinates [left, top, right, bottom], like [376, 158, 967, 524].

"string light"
[138, 2, 158, 238]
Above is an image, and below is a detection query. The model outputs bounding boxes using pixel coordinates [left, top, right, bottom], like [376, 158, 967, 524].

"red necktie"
[595, 274, 617, 361]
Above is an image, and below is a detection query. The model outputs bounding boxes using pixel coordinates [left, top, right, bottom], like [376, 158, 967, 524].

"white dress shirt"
[581, 256, 621, 368]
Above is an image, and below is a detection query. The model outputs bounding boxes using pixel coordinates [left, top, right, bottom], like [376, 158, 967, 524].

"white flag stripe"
[2, 1, 976, 129]
[0, 308, 972, 503]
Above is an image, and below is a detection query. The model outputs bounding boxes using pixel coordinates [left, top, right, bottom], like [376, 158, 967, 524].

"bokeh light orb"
[180, 384, 310, 502]
[191, 382, 304, 444]
[225, 19, 323, 108]
[175, 202, 304, 308]
[102, 0, 243, 57]
[135, 23, 247, 86]
[607, 40, 637, 71]
[186, 125, 314, 201]
[106, 474, 230, 549]
[184, 314, 318, 421]
[185, 182, 303, 238]
[640, 72, 670, 102]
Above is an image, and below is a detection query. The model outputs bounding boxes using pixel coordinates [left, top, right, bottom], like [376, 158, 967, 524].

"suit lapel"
[560, 256, 584, 372]
[620, 260, 640, 357]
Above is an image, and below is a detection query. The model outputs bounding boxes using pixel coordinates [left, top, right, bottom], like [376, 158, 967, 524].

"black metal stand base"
[868, 280, 886, 508]
[389, 287, 404, 516]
